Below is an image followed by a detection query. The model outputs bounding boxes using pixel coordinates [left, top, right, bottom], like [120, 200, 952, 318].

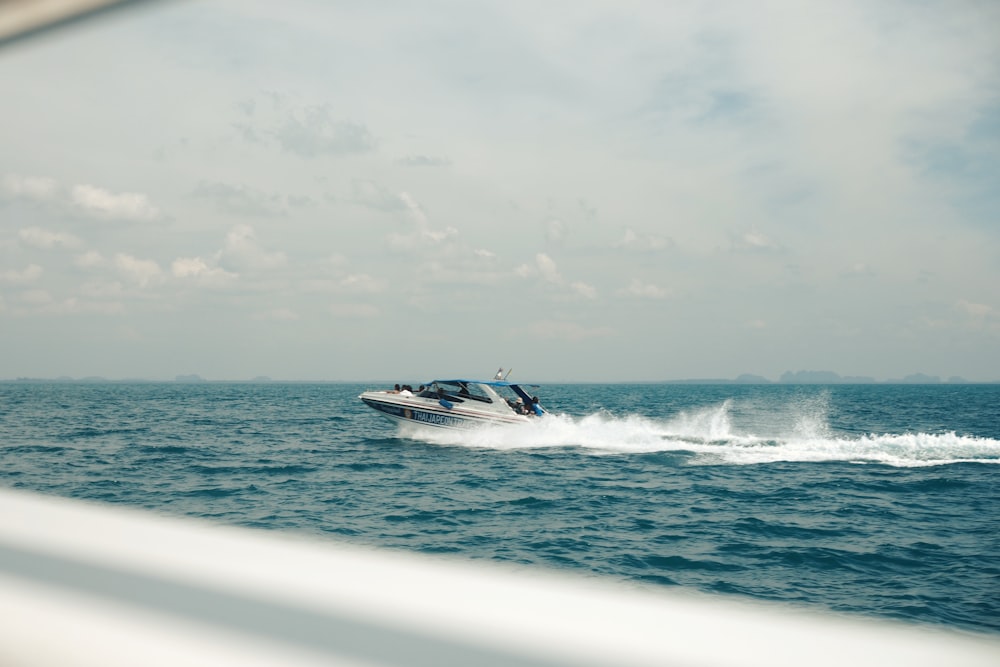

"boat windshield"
[429, 381, 493, 403]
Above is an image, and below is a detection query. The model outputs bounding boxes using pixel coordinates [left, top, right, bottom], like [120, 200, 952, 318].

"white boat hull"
[360, 393, 530, 430]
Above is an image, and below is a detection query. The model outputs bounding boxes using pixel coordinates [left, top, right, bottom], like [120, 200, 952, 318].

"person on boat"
[399, 385, 413, 397]
[528, 396, 541, 416]
[391, 384, 401, 393]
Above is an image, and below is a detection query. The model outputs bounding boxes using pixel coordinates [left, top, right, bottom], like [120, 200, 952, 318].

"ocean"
[1, 381, 998, 635]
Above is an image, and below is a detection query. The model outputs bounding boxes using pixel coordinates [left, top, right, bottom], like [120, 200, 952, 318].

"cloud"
[2, 174, 57, 200]
[351, 179, 406, 212]
[398, 155, 451, 167]
[535, 253, 561, 283]
[399, 192, 428, 227]
[617, 279, 670, 299]
[71, 185, 159, 221]
[515, 253, 597, 299]
[19, 227, 80, 249]
[545, 218, 565, 243]
[957, 300, 994, 318]
[409, 257, 507, 287]
[615, 228, 672, 251]
[115, 253, 162, 287]
[272, 105, 376, 157]
[193, 182, 290, 217]
[3, 176, 159, 223]
[731, 227, 781, 252]
[75, 251, 105, 269]
[569, 281, 598, 299]
[386, 192, 459, 247]
[171, 257, 238, 283]
[1, 264, 43, 284]
[216, 224, 287, 271]
[844, 262, 876, 278]
[338, 273, 385, 293]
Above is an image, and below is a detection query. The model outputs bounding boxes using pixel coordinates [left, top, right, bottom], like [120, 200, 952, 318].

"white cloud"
[2, 174, 57, 200]
[738, 228, 779, 250]
[2, 264, 43, 284]
[386, 192, 459, 248]
[19, 227, 80, 249]
[411, 259, 507, 287]
[535, 253, 561, 283]
[172, 257, 238, 283]
[72, 185, 159, 221]
[352, 180, 405, 212]
[545, 218, 564, 242]
[616, 228, 672, 251]
[957, 300, 994, 318]
[75, 251, 105, 269]
[570, 281, 598, 299]
[339, 274, 385, 293]
[399, 191, 427, 226]
[845, 262, 876, 277]
[216, 225, 287, 271]
[617, 279, 669, 299]
[193, 182, 294, 217]
[515, 254, 595, 298]
[272, 105, 376, 157]
[398, 155, 451, 167]
[115, 253, 162, 287]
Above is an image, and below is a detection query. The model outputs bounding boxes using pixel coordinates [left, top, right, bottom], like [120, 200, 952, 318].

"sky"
[1, 0, 998, 382]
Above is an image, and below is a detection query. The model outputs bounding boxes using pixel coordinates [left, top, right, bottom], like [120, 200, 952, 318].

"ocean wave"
[404, 403, 1000, 467]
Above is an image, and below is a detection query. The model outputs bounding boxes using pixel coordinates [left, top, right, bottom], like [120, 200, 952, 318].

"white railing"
[1, 488, 997, 666]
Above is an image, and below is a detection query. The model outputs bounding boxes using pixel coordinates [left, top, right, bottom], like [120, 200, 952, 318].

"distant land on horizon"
[2, 371, 997, 384]
[663, 371, 984, 385]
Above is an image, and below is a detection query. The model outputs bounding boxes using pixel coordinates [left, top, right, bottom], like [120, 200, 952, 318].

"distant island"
[664, 370, 978, 384]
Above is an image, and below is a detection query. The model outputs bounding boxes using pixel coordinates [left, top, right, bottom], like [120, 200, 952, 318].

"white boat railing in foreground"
[1, 488, 997, 667]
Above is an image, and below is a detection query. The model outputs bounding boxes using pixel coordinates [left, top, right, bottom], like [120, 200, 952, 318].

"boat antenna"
[503, 368, 513, 380]
[494, 367, 504, 380]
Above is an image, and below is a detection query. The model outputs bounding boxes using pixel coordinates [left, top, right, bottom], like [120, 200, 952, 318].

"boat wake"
[399, 400, 1000, 467]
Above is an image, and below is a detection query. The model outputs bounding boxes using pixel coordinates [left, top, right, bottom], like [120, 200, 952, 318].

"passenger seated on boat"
[391, 384, 401, 393]
[510, 397, 529, 414]
[399, 385, 413, 397]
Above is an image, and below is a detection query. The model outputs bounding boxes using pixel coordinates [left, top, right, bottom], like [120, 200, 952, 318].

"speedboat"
[359, 371, 545, 430]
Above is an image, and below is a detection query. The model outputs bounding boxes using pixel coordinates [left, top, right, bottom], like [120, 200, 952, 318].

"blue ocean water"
[1, 382, 998, 634]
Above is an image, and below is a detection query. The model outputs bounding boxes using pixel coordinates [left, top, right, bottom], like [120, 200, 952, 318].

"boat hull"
[360, 394, 529, 430]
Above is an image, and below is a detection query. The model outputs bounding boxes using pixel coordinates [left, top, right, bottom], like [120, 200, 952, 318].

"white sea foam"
[404, 400, 1000, 467]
